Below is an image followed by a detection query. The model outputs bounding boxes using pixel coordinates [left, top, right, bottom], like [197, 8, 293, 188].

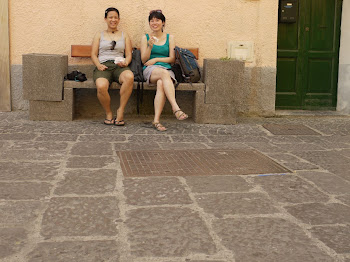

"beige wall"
[1, 0, 11, 111]
[9, 0, 279, 67]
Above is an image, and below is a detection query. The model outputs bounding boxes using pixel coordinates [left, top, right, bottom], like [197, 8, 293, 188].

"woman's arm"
[117, 32, 132, 67]
[91, 32, 107, 71]
[144, 34, 175, 66]
[140, 34, 153, 64]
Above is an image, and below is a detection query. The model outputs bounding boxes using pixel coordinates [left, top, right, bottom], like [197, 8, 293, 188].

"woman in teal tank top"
[141, 10, 188, 132]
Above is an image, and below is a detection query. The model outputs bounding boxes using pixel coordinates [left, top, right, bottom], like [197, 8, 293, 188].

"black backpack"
[173, 46, 201, 83]
[129, 48, 145, 114]
[65, 70, 87, 82]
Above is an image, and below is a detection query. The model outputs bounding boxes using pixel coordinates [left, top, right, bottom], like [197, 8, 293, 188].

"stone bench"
[23, 46, 241, 124]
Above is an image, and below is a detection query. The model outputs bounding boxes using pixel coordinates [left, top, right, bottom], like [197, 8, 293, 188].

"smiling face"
[149, 17, 164, 32]
[105, 11, 120, 30]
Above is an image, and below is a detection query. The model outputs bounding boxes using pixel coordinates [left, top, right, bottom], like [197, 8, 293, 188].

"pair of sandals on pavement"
[104, 118, 125, 126]
[152, 109, 188, 132]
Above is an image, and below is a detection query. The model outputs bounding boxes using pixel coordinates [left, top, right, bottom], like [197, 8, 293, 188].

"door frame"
[276, 0, 343, 110]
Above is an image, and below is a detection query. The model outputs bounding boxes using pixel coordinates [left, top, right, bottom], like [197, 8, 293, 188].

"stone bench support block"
[194, 90, 236, 124]
[23, 54, 68, 101]
[29, 88, 73, 121]
[203, 59, 244, 104]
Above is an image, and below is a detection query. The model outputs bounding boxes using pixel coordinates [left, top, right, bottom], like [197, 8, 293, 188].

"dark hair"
[105, 7, 119, 18]
[148, 11, 165, 23]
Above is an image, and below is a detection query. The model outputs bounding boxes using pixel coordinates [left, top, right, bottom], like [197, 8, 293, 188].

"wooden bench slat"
[71, 45, 199, 60]
[71, 45, 92, 57]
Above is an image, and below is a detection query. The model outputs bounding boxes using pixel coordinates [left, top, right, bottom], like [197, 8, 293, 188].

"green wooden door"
[276, 0, 343, 110]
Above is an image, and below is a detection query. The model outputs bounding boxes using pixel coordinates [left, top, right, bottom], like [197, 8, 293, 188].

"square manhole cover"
[118, 149, 290, 177]
[262, 124, 320, 135]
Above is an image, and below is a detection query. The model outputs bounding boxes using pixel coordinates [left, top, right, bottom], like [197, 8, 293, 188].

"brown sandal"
[104, 118, 115, 125]
[173, 109, 188, 121]
[152, 122, 167, 132]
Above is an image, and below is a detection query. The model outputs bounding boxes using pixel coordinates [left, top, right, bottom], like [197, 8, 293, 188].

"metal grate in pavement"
[118, 149, 290, 177]
[262, 124, 320, 135]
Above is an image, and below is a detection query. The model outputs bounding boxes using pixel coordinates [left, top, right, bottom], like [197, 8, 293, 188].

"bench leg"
[194, 90, 236, 124]
[29, 88, 74, 121]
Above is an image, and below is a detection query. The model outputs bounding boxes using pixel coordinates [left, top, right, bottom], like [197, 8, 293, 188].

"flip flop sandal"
[114, 120, 125, 126]
[104, 118, 115, 125]
[173, 109, 188, 121]
[152, 122, 167, 132]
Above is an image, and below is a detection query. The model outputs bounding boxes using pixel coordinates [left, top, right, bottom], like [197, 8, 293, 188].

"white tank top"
[98, 31, 125, 63]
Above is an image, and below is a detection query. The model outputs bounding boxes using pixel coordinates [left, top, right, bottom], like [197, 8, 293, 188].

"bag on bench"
[65, 70, 87, 82]
[173, 46, 201, 83]
[129, 48, 145, 114]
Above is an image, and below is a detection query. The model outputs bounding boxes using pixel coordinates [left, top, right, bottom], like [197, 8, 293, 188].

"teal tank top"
[144, 34, 171, 69]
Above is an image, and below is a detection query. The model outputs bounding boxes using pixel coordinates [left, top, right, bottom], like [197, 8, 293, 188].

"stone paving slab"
[41, 197, 119, 238]
[9, 141, 68, 151]
[66, 156, 116, 168]
[35, 133, 79, 142]
[27, 240, 121, 262]
[272, 142, 326, 152]
[0, 182, 52, 200]
[115, 142, 162, 151]
[0, 228, 27, 260]
[0, 133, 37, 140]
[185, 176, 252, 193]
[297, 170, 350, 195]
[126, 207, 216, 257]
[207, 135, 269, 143]
[245, 142, 289, 154]
[0, 201, 43, 225]
[336, 195, 350, 206]
[0, 150, 66, 161]
[281, 161, 320, 171]
[213, 217, 333, 262]
[78, 134, 126, 142]
[294, 150, 350, 167]
[253, 174, 329, 204]
[285, 203, 350, 225]
[0, 162, 60, 181]
[262, 124, 321, 135]
[195, 193, 279, 217]
[124, 177, 192, 206]
[70, 142, 114, 156]
[54, 169, 117, 195]
[310, 225, 350, 254]
[323, 164, 350, 182]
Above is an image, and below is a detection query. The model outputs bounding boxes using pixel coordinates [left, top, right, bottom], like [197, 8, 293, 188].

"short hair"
[148, 11, 166, 23]
[105, 7, 120, 18]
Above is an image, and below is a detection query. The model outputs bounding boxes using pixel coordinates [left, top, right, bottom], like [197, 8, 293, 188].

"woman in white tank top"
[91, 7, 134, 126]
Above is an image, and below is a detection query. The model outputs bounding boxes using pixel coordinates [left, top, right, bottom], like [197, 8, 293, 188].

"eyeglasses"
[149, 9, 162, 14]
[111, 40, 116, 50]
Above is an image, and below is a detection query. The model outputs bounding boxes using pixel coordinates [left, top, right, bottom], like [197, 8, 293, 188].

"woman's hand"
[97, 64, 108, 71]
[148, 36, 156, 48]
[144, 58, 157, 66]
[117, 61, 128, 67]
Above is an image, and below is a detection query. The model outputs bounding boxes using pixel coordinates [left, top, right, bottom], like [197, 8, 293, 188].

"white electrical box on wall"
[227, 41, 254, 62]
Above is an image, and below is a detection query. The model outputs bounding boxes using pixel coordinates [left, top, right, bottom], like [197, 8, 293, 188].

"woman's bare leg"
[154, 79, 166, 123]
[96, 78, 113, 121]
[149, 68, 181, 112]
[117, 70, 134, 122]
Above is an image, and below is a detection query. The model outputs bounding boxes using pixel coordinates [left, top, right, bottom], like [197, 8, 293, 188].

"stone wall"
[337, 0, 350, 114]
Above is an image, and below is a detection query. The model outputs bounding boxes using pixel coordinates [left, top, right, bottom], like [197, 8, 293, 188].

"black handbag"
[65, 70, 87, 82]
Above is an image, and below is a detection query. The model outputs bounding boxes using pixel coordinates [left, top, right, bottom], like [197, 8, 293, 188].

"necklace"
[106, 30, 116, 41]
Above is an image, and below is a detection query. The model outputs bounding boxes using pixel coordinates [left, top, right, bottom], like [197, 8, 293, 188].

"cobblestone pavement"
[0, 111, 349, 262]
